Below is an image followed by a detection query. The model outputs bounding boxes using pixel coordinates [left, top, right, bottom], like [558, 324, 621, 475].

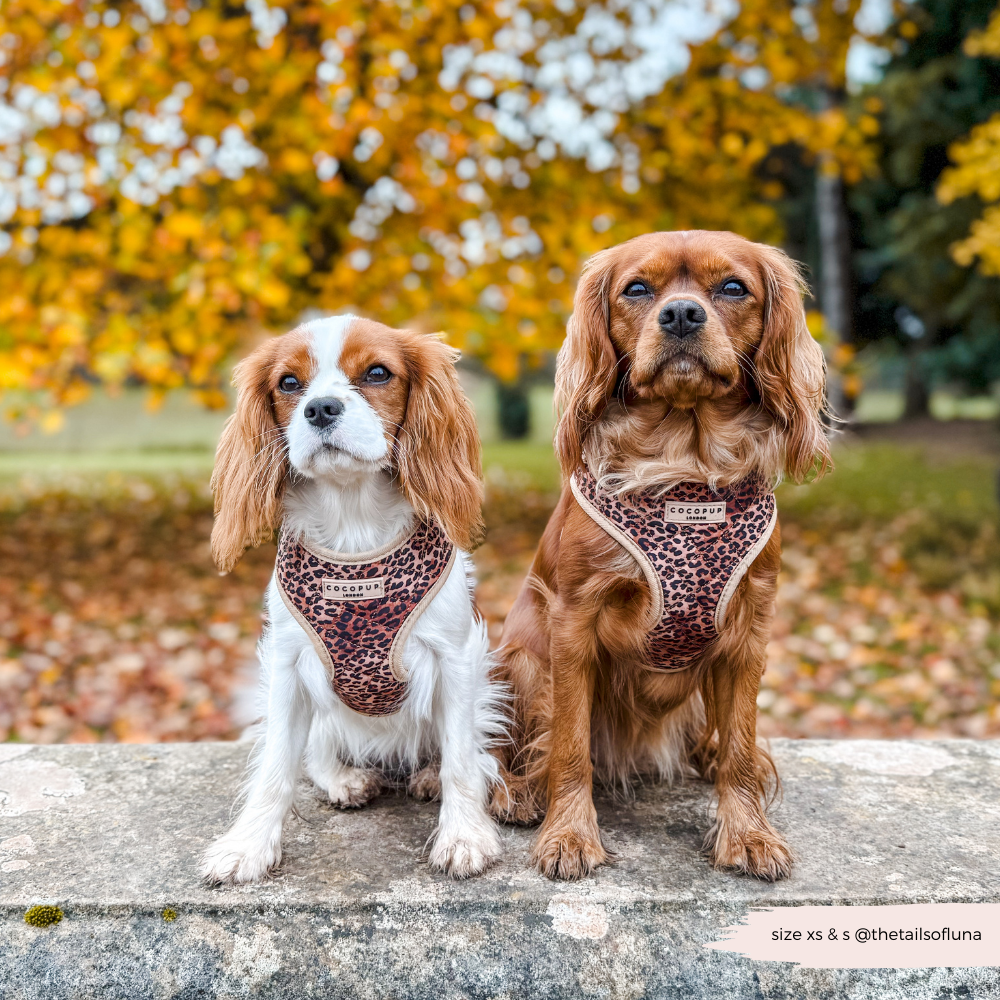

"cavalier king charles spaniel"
[201, 315, 503, 884]
[491, 231, 830, 882]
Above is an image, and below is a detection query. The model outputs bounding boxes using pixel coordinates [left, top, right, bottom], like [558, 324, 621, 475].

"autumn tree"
[937, 4, 1000, 342]
[849, 0, 1000, 414]
[0, 0, 880, 425]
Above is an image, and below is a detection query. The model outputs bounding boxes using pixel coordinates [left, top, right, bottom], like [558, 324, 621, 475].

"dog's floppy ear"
[395, 334, 484, 550]
[554, 249, 620, 477]
[210, 340, 289, 572]
[752, 245, 832, 482]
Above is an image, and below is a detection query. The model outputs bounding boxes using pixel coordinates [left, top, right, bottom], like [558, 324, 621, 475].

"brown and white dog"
[490, 231, 830, 881]
[201, 315, 504, 884]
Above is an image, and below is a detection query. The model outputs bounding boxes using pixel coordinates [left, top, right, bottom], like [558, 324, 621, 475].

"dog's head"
[210, 315, 483, 572]
[555, 230, 830, 482]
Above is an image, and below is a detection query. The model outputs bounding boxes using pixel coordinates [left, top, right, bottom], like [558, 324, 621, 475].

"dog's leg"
[428, 637, 503, 878]
[202, 648, 312, 885]
[407, 762, 441, 801]
[488, 769, 543, 825]
[703, 533, 791, 881]
[304, 716, 384, 808]
[488, 602, 548, 826]
[488, 648, 544, 826]
[531, 601, 607, 880]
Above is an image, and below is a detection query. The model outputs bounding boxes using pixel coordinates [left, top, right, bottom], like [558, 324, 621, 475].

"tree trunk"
[904, 342, 930, 419]
[815, 164, 853, 419]
[497, 381, 530, 439]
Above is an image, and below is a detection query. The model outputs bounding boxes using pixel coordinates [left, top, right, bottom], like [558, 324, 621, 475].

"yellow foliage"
[279, 149, 313, 173]
[40, 410, 65, 434]
[963, 6, 1000, 57]
[166, 213, 204, 240]
[0, 0, 874, 404]
[937, 5, 1000, 274]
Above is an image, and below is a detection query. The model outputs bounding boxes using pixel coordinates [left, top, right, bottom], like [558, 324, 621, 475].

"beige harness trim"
[714, 502, 778, 632]
[570, 472, 665, 629]
[297, 524, 416, 565]
[388, 546, 458, 682]
[276, 581, 335, 677]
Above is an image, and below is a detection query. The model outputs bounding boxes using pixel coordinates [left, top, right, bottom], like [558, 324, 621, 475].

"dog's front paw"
[532, 824, 608, 881]
[706, 817, 793, 882]
[201, 834, 281, 886]
[428, 822, 502, 879]
[489, 775, 543, 826]
[407, 764, 441, 802]
[317, 767, 384, 809]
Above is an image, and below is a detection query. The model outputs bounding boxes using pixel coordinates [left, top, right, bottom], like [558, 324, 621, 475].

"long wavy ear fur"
[210, 341, 289, 572]
[753, 245, 832, 483]
[396, 334, 484, 551]
[554, 250, 620, 477]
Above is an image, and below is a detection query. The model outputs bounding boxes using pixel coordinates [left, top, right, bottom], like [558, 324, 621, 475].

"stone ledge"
[0, 739, 997, 999]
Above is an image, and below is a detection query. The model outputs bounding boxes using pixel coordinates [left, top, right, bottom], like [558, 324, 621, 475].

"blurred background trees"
[0, 0, 877, 436]
[0, 0, 998, 435]
[849, 0, 1000, 417]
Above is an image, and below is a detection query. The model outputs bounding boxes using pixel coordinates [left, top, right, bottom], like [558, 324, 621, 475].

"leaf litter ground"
[1, 432, 999, 744]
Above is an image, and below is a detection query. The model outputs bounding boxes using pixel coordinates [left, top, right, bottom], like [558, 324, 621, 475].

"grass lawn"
[777, 442, 997, 524]
[492, 436, 1000, 528]
[1, 434, 995, 514]
[0, 449, 216, 482]
[483, 440, 561, 493]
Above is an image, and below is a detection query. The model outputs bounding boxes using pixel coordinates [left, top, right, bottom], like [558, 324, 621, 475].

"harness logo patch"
[322, 577, 385, 600]
[663, 501, 726, 524]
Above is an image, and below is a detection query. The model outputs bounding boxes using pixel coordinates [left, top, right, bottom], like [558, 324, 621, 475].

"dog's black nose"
[659, 299, 707, 339]
[304, 396, 344, 429]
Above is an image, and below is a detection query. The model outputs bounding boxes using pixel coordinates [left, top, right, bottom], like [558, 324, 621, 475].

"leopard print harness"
[275, 520, 456, 716]
[570, 465, 777, 671]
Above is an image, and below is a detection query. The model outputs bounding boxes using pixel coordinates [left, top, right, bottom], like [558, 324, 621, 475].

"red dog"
[491, 231, 830, 881]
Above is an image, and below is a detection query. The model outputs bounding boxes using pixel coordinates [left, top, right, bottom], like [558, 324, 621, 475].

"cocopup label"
[663, 501, 726, 524]
[322, 578, 385, 600]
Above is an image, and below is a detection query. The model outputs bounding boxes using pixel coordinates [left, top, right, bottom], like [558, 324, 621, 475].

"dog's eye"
[278, 374, 301, 393]
[623, 281, 651, 298]
[719, 279, 748, 297]
[363, 365, 392, 384]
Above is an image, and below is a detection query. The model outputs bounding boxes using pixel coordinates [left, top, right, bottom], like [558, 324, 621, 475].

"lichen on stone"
[162, 908, 177, 922]
[24, 905, 63, 928]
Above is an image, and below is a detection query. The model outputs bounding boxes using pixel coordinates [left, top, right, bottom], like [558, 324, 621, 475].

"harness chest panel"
[570, 467, 777, 671]
[275, 521, 456, 717]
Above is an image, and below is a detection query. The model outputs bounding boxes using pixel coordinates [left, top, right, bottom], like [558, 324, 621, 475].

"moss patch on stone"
[24, 905, 63, 928]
